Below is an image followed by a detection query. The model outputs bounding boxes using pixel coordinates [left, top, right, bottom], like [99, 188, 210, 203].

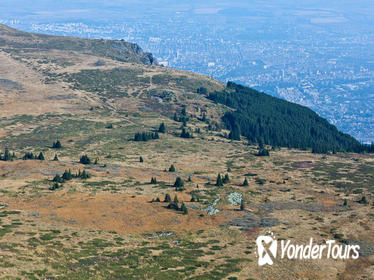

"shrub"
[80, 155, 91, 164]
[169, 164, 176, 172]
[52, 140, 62, 149]
[134, 132, 159, 141]
[0, 148, 15, 161]
[167, 202, 179, 210]
[173, 177, 184, 190]
[257, 149, 270, 156]
[358, 196, 368, 204]
[49, 183, 61, 191]
[23, 152, 35, 160]
[180, 128, 193, 139]
[37, 152, 45, 160]
[158, 122, 166, 133]
[53, 174, 63, 183]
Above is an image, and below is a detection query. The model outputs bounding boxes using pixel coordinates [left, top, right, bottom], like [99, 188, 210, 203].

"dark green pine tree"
[62, 169, 73, 181]
[258, 138, 264, 150]
[52, 140, 62, 149]
[80, 170, 87, 179]
[23, 152, 35, 160]
[151, 177, 157, 184]
[173, 177, 184, 189]
[139, 156, 144, 163]
[240, 199, 245, 211]
[181, 106, 187, 117]
[257, 149, 270, 156]
[167, 201, 179, 210]
[215, 174, 224, 187]
[358, 196, 367, 204]
[169, 164, 176, 172]
[173, 195, 179, 204]
[80, 155, 91, 165]
[180, 128, 193, 139]
[158, 122, 166, 133]
[181, 203, 188, 215]
[164, 193, 172, 203]
[3, 148, 11, 161]
[242, 178, 249, 186]
[80, 170, 90, 179]
[223, 173, 230, 184]
[53, 154, 59, 161]
[229, 122, 241, 140]
[53, 174, 63, 183]
[38, 152, 45, 160]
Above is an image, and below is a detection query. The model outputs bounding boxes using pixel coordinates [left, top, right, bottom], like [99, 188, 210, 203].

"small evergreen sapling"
[215, 174, 223, 187]
[181, 203, 188, 215]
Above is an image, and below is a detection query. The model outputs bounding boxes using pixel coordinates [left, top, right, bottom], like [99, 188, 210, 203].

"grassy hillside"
[0, 25, 373, 280]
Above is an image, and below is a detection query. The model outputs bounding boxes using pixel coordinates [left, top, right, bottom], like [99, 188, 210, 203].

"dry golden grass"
[0, 26, 373, 279]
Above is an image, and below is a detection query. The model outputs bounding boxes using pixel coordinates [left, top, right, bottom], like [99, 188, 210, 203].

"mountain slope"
[208, 82, 362, 153]
[0, 24, 366, 154]
[0, 24, 373, 280]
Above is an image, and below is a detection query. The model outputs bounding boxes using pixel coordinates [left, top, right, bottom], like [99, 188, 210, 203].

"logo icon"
[256, 233, 277, 266]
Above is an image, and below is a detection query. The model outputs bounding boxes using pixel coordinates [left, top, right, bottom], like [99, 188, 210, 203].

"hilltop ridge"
[0, 23, 158, 65]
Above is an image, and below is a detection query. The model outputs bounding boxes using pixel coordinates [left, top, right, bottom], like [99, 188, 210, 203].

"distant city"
[1, 0, 373, 142]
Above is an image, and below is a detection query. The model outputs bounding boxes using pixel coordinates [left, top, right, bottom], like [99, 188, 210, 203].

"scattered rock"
[227, 192, 242, 206]
[148, 232, 174, 239]
[203, 196, 220, 215]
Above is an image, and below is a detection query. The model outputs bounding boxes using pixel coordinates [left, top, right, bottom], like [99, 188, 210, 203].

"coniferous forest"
[208, 82, 366, 153]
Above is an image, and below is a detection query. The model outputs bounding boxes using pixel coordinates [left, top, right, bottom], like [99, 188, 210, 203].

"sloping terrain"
[0, 25, 373, 280]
